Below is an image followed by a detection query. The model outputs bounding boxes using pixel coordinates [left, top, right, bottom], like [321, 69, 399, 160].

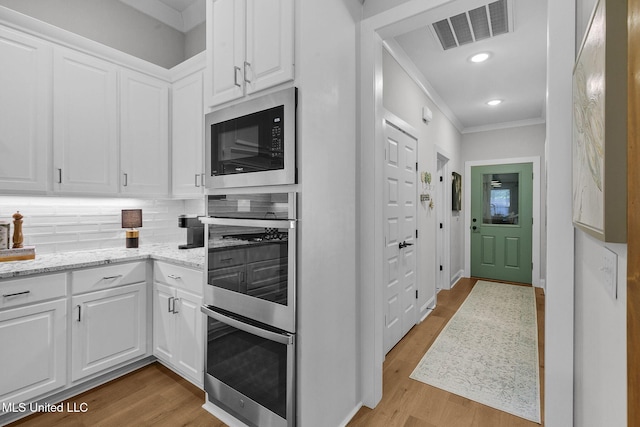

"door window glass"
[482, 173, 519, 224]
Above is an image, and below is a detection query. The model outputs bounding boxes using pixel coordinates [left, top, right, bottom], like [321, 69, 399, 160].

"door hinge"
[440, 176, 443, 182]
[416, 229, 418, 238]
[439, 265, 443, 271]
[439, 223, 443, 229]
[416, 162, 418, 171]
[532, 262, 534, 270]
[415, 290, 418, 299]
[532, 217, 534, 225]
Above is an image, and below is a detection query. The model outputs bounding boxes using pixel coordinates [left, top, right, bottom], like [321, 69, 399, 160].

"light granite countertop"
[0, 243, 205, 280]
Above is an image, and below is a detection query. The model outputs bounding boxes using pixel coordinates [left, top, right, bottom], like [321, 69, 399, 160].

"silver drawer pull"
[167, 274, 181, 280]
[102, 275, 122, 280]
[3, 290, 30, 298]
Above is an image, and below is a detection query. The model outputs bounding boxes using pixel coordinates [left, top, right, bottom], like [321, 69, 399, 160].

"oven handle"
[199, 217, 296, 230]
[201, 305, 293, 345]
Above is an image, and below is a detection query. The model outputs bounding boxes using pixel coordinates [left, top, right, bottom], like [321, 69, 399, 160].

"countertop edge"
[0, 245, 204, 280]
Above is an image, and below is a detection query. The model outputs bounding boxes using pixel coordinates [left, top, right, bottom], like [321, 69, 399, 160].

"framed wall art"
[452, 172, 462, 211]
[572, 0, 627, 242]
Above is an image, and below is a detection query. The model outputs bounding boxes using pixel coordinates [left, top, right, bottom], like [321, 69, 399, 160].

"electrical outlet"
[601, 246, 617, 300]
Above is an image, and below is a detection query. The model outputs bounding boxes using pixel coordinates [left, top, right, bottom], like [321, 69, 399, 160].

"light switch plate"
[601, 246, 618, 300]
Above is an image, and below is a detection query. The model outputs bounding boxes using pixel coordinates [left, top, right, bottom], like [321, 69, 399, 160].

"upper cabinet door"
[0, 28, 51, 192]
[53, 47, 119, 194]
[245, 0, 294, 95]
[172, 71, 204, 197]
[120, 68, 169, 196]
[206, 0, 295, 108]
[206, 0, 246, 107]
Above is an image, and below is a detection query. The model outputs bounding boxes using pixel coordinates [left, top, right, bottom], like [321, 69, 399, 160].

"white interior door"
[383, 118, 417, 354]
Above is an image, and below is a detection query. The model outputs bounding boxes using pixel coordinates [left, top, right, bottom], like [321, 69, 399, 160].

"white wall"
[382, 49, 463, 307]
[0, 0, 200, 68]
[574, 233, 627, 427]
[295, 0, 360, 425]
[545, 0, 576, 424]
[462, 124, 547, 284]
[572, 0, 627, 425]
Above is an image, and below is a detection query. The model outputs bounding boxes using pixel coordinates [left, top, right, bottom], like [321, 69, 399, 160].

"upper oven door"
[205, 87, 297, 189]
[201, 191, 297, 333]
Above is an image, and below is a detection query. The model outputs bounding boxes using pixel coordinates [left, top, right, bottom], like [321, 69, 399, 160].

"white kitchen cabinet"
[153, 262, 203, 387]
[71, 282, 147, 382]
[172, 70, 205, 197]
[53, 46, 119, 194]
[120, 68, 170, 196]
[205, 0, 294, 108]
[0, 27, 51, 192]
[0, 274, 67, 407]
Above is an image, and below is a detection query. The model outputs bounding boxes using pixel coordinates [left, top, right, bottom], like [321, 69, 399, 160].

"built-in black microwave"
[205, 87, 297, 189]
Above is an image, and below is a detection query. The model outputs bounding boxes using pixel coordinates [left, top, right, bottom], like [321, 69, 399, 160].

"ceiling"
[390, 0, 548, 133]
[119, 0, 205, 33]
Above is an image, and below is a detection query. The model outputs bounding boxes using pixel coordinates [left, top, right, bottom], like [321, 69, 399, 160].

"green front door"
[470, 163, 533, 284]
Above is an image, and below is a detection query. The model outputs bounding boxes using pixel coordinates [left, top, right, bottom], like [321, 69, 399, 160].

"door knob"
[399, 241, 414, 249]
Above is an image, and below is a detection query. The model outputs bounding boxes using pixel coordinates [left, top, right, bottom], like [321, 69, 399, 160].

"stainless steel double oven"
[200, 192, 296, 427]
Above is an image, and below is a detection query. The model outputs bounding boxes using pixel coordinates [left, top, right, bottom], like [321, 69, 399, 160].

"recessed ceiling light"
[487, 99, 503, 106]
[470, 52, 490, 63]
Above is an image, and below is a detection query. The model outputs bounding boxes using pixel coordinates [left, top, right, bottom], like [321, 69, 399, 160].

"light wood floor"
[9, 277, 544, 427]
[348, 277, 545, 427]
[8, 363, 222, 427]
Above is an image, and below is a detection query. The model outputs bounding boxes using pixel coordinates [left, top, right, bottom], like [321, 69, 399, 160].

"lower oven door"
[201, 305, 295, 427]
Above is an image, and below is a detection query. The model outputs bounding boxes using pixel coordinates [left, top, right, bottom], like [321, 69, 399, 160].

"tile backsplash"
[0, 196, 204, 254]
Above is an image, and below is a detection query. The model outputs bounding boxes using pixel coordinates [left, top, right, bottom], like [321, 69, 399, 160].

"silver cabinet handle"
[167, 274, 181, 280]
[201, 173, 205, 187]
[172, 298, 180, 314]
[57, 168, 62, 184]
[234, 66, 242, 87]
[77, 304, 82, 322]
[2, 290, 30, 298]
[244, 61, 251, 83]
[168, 296, 174, 313]
[102, 275, 122, 281]
[123, 173, 128, 187]
[195, 174, 200, 187]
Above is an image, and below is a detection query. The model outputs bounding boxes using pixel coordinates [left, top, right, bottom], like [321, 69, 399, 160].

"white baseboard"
[338, 402, 364, 427]
[450, 270, 464, 288]
[418, 295, 436, 322]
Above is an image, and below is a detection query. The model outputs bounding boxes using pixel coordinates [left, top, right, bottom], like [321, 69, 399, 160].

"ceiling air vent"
[431, 0, 510, 50]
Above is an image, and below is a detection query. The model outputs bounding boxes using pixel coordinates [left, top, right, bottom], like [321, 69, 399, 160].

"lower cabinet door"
[152, 282, 176, 363]
[71, 283, 147, 381]
[174, 288, 203, 386]
[0, 299, 66, 406]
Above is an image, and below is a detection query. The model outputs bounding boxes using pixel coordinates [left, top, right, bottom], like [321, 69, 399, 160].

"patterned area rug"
[410, 280, 541, 423]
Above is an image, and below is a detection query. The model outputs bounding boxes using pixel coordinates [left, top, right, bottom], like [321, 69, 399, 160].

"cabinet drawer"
[154, 261, 203, 295]
[72, 262, 146, 295]
[209, 248, 246, 268]
[0, 273, 67, 310]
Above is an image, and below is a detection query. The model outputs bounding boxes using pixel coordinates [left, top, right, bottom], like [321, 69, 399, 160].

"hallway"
[349, 278, 545, 427]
